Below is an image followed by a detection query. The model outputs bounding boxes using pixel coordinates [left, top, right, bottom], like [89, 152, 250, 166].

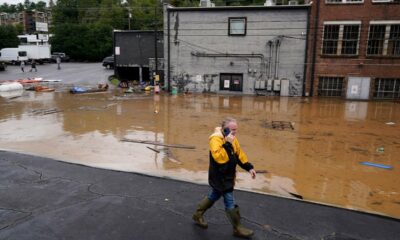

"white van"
[0, 48, 28, 64]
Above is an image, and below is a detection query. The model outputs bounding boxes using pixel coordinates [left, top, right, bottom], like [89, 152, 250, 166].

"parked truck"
[19, 44, 51, 64]
[0, 48, 28, 64]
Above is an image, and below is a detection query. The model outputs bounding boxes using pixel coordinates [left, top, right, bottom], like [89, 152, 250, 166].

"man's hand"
[249, 169, 256, 179]
[225, 133, 235, 143]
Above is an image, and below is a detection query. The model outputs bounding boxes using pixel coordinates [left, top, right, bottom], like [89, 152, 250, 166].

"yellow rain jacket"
[208, 127, 254, 192]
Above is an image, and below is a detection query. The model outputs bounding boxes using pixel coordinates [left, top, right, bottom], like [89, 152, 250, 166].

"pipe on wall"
[267, 40, 273, 79]
[274, 37, 282, 79]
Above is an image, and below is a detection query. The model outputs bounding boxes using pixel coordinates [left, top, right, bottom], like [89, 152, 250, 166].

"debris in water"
[350, 147, 369, 153]
[360, 162, 393, 170]
[385, 122, 396, 125]
[261, 120, 294, 131]
[30, 108, 62, 115]
[376, 147, 385, 153]
[121, 138, 196, 149]
[146, 146, 160, 153]
[288, 192, 303, 199]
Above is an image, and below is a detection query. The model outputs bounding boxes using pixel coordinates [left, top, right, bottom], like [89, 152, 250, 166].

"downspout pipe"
[274, 38, 281, 79]
[267, 40, 273, 79]
[310, 0, 320, 97]
[303, 5, 311, 97]
[167, 9, 171, 92]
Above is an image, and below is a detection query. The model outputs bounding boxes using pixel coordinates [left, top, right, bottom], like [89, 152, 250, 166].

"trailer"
[17, 34, 51, 64]
[19, 44, 51, 64]
[0, 48, 28, 64]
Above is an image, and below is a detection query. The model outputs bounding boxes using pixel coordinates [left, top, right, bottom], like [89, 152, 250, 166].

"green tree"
[36, 1, 47, 11]
[98, 0, 126, 29]
[0, 25, 20, 49]
[129, 0, 163, 30]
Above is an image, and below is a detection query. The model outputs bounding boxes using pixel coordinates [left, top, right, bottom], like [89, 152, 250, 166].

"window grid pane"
[326, 0, 363, 3]
[388, 25, 400, 56]
[374, 78, 400, 99]
[341, 25, 359, 55]
[318, 77, 344, 97]
[367, 25, 386, 55]
[229, 18, 246, 35]
[322, 25, 340, 55]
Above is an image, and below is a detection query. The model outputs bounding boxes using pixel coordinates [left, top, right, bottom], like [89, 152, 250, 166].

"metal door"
[230, 74, 243, 91]
[346, 77, 371, 100]
[220, 74, 243, 92]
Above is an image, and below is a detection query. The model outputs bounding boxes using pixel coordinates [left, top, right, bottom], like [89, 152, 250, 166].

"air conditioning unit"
[260, 80, 266, 89]
[255, 80, 261, 89]
[288, 0, 298, 5]
[267, 79, 273, 91]
[273, 79, 281, 91]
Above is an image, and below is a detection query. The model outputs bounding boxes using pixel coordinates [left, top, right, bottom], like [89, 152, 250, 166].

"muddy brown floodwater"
[0, 90, 399, 219]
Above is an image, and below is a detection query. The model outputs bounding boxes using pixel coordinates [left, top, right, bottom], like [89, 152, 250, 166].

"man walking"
[56, 56, 61, 70]
[192, 117, 257, 238]
[29, 60, 37, 72]
[20, 61, 25, 72]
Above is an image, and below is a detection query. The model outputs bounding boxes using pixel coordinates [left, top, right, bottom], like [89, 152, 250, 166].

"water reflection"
[0, 93, 399, 218]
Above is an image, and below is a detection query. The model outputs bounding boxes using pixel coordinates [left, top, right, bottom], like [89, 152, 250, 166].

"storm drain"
[262, 121, 294, 131]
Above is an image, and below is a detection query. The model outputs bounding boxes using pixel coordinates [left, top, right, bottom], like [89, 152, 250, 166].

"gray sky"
[0, 0, 50, 5]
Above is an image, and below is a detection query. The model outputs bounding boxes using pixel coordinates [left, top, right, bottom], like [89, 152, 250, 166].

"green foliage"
[51, 23, 113, 61]
[0, 25, 20, 49]
[0, 0, 47, 12]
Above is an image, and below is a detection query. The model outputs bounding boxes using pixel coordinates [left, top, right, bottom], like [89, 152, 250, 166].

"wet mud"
[0, 91, 399, 218]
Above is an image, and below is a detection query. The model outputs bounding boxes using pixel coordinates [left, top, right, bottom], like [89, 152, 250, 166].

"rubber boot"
[192, 197, 214, 228]
[226, 205, 254, 239]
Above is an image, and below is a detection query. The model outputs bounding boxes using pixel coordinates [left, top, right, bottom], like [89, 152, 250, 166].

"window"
[322, 22, 361, 56]
[372, 0, 400, 3]
[228, 17, 246, 36]
[374, 78, 400, 99]
[388, 25, 400, 56]
[317, 77, 344, 97]
[326, 0, 363, 3]
[367, 22, 400, 56]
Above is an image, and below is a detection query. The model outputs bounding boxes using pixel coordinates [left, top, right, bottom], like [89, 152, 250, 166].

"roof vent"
[199, 0, 215, 7]
[264, 0, 275, 6]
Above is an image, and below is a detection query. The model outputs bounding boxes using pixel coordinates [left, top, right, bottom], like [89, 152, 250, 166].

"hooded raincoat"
[208, 127, 254, 193]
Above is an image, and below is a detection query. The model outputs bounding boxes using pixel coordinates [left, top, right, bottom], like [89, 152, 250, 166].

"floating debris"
[350, 147, 369, 153]
[360, 162, 393, 170]
[146, 146, 160, 153]
[30, 108, 62, 115]
[385, 122, 396, 125]
[121, 138, 196, 149]
[261, 121, 294, 131]
[376, 147, 385, 153]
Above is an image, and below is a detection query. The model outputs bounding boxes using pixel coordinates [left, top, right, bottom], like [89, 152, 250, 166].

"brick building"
[305, 0, 400, 100]
[0, 10, 51, 34]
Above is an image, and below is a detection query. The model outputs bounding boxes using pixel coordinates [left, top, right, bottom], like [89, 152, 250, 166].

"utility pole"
[154, 5, 158, 80]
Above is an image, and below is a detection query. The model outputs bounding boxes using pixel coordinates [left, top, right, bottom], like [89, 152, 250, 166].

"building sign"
[37, 34, 48, 41]
[224, 80, 230, 88]
[36, 22, 48, 32]
[351, 85, 358, 94]
[196, 74, 202, 83]
[115, 46, 120, 55]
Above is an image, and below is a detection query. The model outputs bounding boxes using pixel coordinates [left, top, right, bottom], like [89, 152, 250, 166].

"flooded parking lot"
[0, 89, 399, 219]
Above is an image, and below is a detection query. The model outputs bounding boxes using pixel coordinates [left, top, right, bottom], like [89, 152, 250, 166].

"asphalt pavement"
[0, 63, 112, 86]
[0, 150, 399, 240]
